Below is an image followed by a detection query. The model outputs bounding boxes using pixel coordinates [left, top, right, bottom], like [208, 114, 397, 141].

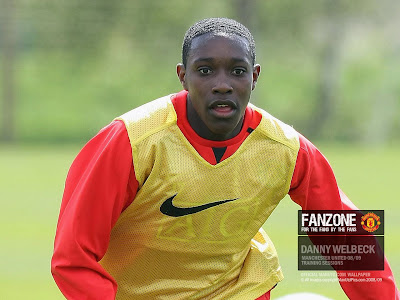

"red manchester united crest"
[361, 212, 381, 232]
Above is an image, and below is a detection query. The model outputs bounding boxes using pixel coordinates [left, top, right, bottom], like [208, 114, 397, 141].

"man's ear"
[252, 64, 261, 90]
[177, 63, 188, 90]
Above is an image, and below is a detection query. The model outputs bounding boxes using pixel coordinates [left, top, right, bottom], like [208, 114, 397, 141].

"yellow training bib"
[99, 94, 300, 299]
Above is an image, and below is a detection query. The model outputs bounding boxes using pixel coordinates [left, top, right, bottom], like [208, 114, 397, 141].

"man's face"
[177, 33, 260, 141]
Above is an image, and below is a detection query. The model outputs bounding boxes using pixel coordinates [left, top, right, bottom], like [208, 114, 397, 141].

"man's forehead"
[191, 32, 250, 49]
[188, 33, 252, 62]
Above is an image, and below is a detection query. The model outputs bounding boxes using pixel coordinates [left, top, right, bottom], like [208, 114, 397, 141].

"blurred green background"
[1, 0, 399, 299]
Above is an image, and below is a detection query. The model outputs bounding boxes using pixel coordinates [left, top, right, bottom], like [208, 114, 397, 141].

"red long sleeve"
[51, 120, 138, 300]
[289, 134, 399, 300]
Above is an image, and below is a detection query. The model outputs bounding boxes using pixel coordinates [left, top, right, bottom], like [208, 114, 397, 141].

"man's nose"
[212, 73, 233, 94]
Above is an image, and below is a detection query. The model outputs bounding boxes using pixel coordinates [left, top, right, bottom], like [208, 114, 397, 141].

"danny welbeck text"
[300, 244, 376, 254]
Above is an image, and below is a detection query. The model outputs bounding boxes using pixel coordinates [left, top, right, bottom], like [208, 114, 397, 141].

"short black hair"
[182, 18, 256, 67]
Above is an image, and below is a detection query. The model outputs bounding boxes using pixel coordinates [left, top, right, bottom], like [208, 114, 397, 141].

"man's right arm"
[51, 120, 138, 299]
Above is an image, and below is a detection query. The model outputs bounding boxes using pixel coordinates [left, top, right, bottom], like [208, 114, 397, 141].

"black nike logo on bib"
[160, 194, 237, 217]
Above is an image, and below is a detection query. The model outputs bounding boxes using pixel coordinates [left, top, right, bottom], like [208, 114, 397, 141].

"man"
[51, 18, 399, 299]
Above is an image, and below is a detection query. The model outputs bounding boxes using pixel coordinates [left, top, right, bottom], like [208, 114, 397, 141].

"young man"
[51, 18, 399, 299]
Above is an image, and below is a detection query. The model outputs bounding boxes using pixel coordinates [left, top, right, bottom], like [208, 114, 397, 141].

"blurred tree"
[1, 0, 399, 143]
[307, 0, 345, 139]
[18, 0, 119, 54]
[1, 0, 17, 142]
[234, 0, 254, 29]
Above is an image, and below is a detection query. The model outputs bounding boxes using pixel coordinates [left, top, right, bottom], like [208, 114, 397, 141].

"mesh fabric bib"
[99, 94, 300, 299]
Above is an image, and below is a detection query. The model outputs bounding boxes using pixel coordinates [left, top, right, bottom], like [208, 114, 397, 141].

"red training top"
[51, 91, 399, 300]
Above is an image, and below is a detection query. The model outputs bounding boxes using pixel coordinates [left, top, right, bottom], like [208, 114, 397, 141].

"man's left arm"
[289, 134, 399, 300]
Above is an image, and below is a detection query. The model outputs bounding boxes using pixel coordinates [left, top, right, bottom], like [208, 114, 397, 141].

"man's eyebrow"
[230, 57, 250, 64]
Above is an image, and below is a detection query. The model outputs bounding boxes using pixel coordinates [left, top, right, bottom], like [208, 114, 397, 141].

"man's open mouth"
[214, 104, 233, 113]
[209, 101, 237, 118]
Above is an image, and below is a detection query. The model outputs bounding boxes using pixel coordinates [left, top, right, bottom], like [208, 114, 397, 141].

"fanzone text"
[301, 213, 357, 227]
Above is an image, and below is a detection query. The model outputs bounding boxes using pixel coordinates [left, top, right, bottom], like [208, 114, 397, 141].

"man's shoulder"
[118, 94, 175, 122]
[115, 94, 178, 143]
[249, 103, 299, 151]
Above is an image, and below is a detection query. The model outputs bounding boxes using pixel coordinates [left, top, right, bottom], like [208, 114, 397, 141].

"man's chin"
[207, 124, 241, 140]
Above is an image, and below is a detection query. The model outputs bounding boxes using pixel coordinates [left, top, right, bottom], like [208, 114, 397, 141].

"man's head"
[181, 18, 256, 67]
[177, 18, 260, 141]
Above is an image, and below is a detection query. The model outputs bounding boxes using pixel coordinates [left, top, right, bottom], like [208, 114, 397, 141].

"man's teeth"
[217, 104, 228, 107]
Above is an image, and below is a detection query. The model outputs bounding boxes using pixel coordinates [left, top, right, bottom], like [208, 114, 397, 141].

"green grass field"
[0, 144, 398, 299]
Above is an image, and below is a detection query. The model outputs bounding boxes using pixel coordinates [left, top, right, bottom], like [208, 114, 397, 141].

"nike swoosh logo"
[160, 194, 237, 217]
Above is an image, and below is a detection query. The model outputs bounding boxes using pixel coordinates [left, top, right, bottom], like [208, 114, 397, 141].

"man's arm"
[51, 120, 138, 299]
[289, 134, 399, 300]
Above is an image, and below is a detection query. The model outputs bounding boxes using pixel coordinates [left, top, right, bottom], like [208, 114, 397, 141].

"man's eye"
[198, 67, 212, 74]
[232, 68, 246, 75]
